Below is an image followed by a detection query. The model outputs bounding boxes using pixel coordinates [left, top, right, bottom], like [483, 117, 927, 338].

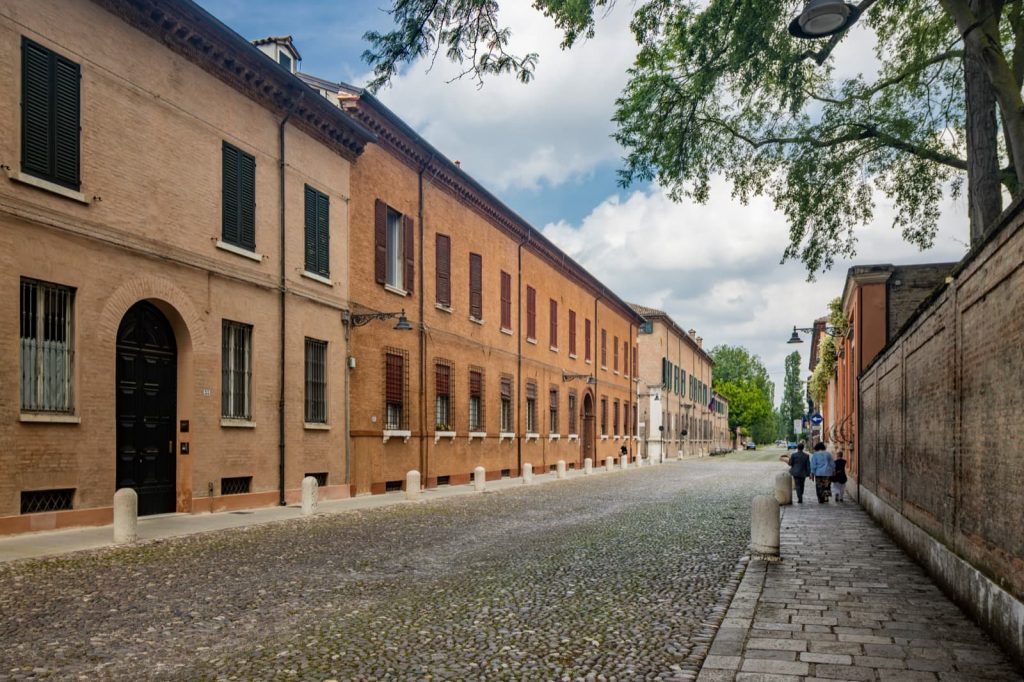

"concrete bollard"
[556, 460, 567, 479]
[473, 466, 487, 492]
[775, 471, 793, 506]
[751, 495, 781, 559]
[584, 458, 593, 474]
[605, 457, 614, 472]
[301, 476, 318, 516]
[621, 455, 629, 470]
[522, 463, 534, 484]
[406, 470, 421, 501]
[113, 488, 138, 544]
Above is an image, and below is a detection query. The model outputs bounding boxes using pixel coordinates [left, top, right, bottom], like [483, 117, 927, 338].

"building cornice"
[630, 305, 714, 366]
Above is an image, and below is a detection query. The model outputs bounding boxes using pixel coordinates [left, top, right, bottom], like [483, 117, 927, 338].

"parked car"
[744, 441, 757, 450]
[787, 441, 798, 450]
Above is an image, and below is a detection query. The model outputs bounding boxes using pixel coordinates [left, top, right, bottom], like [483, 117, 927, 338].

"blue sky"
[197, 0, 969, 408]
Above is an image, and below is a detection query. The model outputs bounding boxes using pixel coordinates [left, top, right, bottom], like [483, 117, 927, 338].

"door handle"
[169, 440, 173, 454]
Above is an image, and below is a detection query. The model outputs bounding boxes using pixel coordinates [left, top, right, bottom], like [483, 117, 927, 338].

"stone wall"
[859, 200, 1024, 668]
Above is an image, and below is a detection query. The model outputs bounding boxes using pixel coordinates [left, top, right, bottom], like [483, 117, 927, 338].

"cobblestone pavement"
[0, 455, 777, 681]
[698, 489, 1023, 682]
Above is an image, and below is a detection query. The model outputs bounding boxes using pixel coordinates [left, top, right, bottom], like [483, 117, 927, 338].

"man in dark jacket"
[788, 443, 811, 504]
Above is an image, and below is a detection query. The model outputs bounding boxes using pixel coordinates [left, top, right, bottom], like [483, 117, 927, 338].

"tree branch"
[804, 49, 965, 105]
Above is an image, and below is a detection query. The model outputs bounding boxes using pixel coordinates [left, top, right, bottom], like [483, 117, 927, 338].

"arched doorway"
[116, 301, 177, 516]
[582, 392, 595, 466]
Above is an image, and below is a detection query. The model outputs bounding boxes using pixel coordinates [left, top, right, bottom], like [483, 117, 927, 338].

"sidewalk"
[0, 459, 659, 563]
[698, 496, 1023, 681]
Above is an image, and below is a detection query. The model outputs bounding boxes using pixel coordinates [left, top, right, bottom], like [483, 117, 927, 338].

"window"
[633, 403, 638, 437]
[436, 234, 451, 306]
[600, 397, 607, 436]
[20, 279, 74, 413]
[21, 38, 80, 190]
[384, 349, 407, 429]
[304, 185, 330, 277]
[375, 200, 413, 293]
[633, 346, 638, 377]
[549, 387, 559, 434]
[222, 142, 256, 251]
[469, 368, 484, 431]
[585, 319, 592, 362]
[549, 299, 558, 349]
[278, 51, 292, 71]
[623, 341, 629, 376]
[568, 391, 577, 434]
[304, 338, 327, 423]
[469, 253, 483, 320]
[639, 319, 653, 334]
[526, 382, 538, 433]
[435, 359, 452, 430]
[526, 286, 536, 340]
[221, 320, 252, 420]
[613, 335, 619, 371]
[623, 401, 630, 437]
[500, 271, 512, 329]
[500, 375, 513, 432]
[568, 310, 577, 355]
[600, 329, 607, 367]
[613, 399, 619, 436]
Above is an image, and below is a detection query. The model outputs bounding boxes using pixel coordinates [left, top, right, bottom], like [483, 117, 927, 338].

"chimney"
[696, 336, 703, 348]
[454, 160, 461, 168]
[688, 329, 697, 339]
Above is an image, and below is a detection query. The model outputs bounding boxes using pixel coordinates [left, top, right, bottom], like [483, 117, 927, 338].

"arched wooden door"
[582, 392, 595, 465]
[116, 301, 177, 516]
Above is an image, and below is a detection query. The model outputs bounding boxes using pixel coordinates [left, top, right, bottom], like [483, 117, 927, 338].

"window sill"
[600, 435, 609, 441]
[216, 240, 263, 262]
[434, 430, 456, 444]
[549, 346, 559, 353]
[614, 371, 620, 376]
[19, 412, 80, 424]
[525, 432, 540, 442]
[585, 359, 592, 365]
[302, 271, 333, 287]
[498, 432, 515, 443]
[500, 327, 513, 336]
[526, 337, 537, 345]
[469, 316, 484, 325]
[468, 431, 487, 442]
[384, 283, 408, 297]
[548, 433, 560, 441]
[9, 171, 89, 204]
[221, 418, 256, 428]
[568, 353, 577, 360]
[304, 422, 330, 430]
[383, 429, 411, 443]
[567, 434, 579, 442]
[435, 303, 453, 313]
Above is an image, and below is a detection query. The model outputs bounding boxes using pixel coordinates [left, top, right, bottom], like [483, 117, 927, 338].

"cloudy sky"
[198, 0, 969, 403]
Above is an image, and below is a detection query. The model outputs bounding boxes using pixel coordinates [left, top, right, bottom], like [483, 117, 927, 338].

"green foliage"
[782, 350, 804, 437]
[808, 297, 849, 404]
[710, 344, 775, 443]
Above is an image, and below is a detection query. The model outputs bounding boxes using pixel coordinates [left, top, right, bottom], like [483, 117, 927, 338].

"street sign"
[810, 413, 823, 426]
[793, 419, 802, 435]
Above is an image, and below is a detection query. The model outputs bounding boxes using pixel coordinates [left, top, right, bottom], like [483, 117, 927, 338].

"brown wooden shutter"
[469, 253, 482, 319]
[500, 271, 511, 329]
[435, 362, 450, 396]
[601, 329, 607, 366]
[403, 214, 415, 294]
[500, 377, 512, 399]
[613, 335, 619, 370]
[470, 370, 482, 396]
[526, 382, 537, 400]
[436, 234, 451, 306]
[549, 300, 558, 347]
[633, 346, 638, 376]
[374, 200, 387, 284]
[385, 353, 403, 403]
[585, 319, 591, 361]
[568, 310, 576, 355]
[526, 286, 536, 339]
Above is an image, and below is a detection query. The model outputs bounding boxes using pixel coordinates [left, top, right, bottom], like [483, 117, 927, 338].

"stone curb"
[695, 555, 768, 681]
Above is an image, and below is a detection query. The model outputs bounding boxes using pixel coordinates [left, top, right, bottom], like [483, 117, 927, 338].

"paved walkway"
[698, 494, 1023, 681]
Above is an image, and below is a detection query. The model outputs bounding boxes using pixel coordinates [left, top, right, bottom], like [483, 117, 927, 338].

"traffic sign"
[810, 413, 823, 426]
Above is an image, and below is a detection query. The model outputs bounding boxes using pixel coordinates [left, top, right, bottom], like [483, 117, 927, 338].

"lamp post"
[786, 324, 837, 344]
[561, 372, 596, 385]
[342, 308, 413, 330]
[788, 0, 862, 39]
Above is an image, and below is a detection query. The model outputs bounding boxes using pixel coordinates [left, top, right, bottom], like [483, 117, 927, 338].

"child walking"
[832, 451, 848, 502]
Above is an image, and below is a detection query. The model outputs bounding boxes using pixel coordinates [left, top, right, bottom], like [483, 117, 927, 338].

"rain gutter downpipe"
[517, 231, 530, 476]
[418, 154, 435, 483]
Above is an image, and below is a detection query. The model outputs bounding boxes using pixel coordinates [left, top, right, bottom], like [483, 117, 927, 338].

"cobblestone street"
[0, 455, 777, 681]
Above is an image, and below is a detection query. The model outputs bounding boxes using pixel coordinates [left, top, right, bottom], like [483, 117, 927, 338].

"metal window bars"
[221, 321, 253, 419]
[20, 279, 74, 413]
[305, 338, 328, 423]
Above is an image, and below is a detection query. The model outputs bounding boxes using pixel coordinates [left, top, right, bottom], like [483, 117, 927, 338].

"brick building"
[297, 73, 644, 492]
[630, 305, 727, 459]
[0, 0, 374, 533]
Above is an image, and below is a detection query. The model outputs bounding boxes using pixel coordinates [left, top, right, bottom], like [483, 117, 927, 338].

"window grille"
[221, 476, 251, 495]
[221, 321, 252, 419]
[549, 387, 559, 434]
[568, 391, 577, 433]
[526, 382, 537, 432]
[305, 472, 328, 487]
[385, 480, 403, 492]
[469, 368, 484, 431]
[385, 348, 408, 429]
[305, 338, 328, 423]
[20, 488, 73, 514]
[435, 359, 453, 430]
[500, 469, 511, 478]
[500, 375, 513, 432]
[437, 475, 451, 486]
[20, 279, 74, 413]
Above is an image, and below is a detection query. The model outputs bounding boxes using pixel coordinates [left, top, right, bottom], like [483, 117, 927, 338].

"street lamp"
[562, 371, 597, 385]
[342, 308, 413, 330]
[788, 0, 861, 39]
[786, 324, 837, 344]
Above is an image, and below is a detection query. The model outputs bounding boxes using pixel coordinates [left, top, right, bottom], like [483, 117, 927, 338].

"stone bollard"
[301, 476, 318, 516]
[522, 463, 534, 484]
[473, 466, 487, 492]
[774, 471, 793, 505]
[605, 457, 614, 472]
[621, 455, 629, 470]
[406, 470, 421, 501]
[584, 458, 593, 474]
[556, 460, 567, 479]
[751, 495, 781, 560]
[113, 488, 138, 544]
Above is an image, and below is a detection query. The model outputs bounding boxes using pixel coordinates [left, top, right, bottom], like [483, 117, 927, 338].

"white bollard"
[522, 463, 534, 484]
[605, 457, 613, 472]
[621, 454, 629, 470]
[113, 488, 138, 544]
[584, 458, 593, 474]
[556, 460, 567, 479]
[635, 455, 643, 468]
[473, 466, 487, 492]
[751, 495, 781, 559]
[775, 471, 793, 506]
[406, 470, 421, 501]
[301, 476, 318, 516]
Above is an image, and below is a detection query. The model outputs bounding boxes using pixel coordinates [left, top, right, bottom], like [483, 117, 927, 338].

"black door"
[116, 301, 177, 516]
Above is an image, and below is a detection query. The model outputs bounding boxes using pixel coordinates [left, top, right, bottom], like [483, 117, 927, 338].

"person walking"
[788, 443, 811, 504]
[810, 442, 835, 503]
[832, 451, 848, 502]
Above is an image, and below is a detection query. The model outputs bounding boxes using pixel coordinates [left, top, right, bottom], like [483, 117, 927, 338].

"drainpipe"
[516, 232, 530, 475]
[277, 95, 301, 507]
[417, 156, 434, 483]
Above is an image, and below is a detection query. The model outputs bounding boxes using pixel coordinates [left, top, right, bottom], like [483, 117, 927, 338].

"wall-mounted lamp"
[562, 371, 596, 385]
[786, 324, 838, 344]
[343, 308, 413, 331]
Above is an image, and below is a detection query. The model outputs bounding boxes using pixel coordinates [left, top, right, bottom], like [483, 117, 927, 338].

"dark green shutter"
[21, 38, 80, 190]
[52, 55, 80, 188]
[222, 143, 240, 245]
[222, 142, 256, 251]
[316, 190, 329, 276]
[304, 185, 317, 272]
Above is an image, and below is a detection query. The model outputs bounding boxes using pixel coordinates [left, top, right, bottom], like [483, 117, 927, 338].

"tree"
[362, 0, 1024, 274]
[782, 350, 804, 439]
[709, 345, 776, 442]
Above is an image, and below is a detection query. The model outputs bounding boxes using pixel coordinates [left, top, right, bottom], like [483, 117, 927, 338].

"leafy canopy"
[710, 345, 775, 442]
